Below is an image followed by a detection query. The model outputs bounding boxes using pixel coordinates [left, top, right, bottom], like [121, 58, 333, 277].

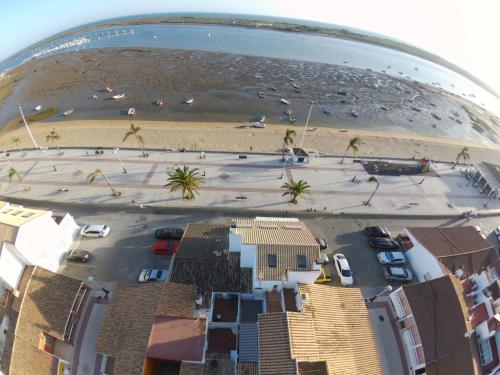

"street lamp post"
[87, 276, 110, 297]
[299, 102, 315, 148]
[280, 154, 288, 179]
[366, 285, 392, 303]
[113, 148, 127, 173]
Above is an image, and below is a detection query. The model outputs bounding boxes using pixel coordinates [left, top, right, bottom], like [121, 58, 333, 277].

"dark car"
[66, 250, 90, 263]
[154, 227, 184, 240]
[368, 237, 399, 250]
[383, 266, 413, 282]
[364, 226, 391, 238]
[315, 238, 328, 250]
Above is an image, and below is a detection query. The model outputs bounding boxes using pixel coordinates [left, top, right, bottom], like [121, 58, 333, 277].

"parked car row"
[366, 226, 413, 282]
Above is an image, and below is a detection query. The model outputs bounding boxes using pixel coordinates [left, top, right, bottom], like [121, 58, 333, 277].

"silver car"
[139, 269, 168, 282]
[377, 252, 406, 265]
[80, 224, 110, 238]
[383, 266, 412, 282]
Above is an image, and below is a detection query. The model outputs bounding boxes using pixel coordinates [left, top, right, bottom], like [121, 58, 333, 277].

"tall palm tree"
[363, 176, 379, 206]
[454, 147, 470, 168]
[123, 123, 147, 157]
[11, 137, 21, 153]
[87, 168, 121, 197]
[46, 129, 63, 155]
[165, 165, 204, 200]
[282, 128, 296, 160]
[340, 137, 362, 164]
[8, 167, 30, 191]
[281, 179, 311, 204]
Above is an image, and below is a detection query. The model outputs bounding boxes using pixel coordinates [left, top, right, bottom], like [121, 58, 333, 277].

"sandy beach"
[1, 119, 499, 163]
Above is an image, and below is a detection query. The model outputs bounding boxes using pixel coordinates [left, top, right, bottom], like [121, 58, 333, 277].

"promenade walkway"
[0, 148, 498, 215]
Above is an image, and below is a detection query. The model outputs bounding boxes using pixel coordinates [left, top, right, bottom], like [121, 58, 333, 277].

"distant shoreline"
[8, 15, 498, 99]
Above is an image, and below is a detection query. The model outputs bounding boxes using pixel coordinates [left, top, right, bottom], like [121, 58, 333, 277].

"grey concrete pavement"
[1, 148, 498, 216]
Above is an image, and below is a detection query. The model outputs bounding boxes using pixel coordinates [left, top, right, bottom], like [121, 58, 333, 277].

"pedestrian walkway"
[1, 148, 498, 215]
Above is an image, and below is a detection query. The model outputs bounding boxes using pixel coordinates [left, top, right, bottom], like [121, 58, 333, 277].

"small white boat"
[280, 98, 290, 105]
[35, 105, 42, 111]
[285, 109, 293, 116]
[92, 94, 98, 99]
[351, 110, 359, 118]
[185, 98, 194, 105]
[251, 122, 266, 128]
[155, 98, 165, 106]
[113, 93, 125, 99]
[105, 86, 113, 93]
[128, 107, 136, 116]
[258, 92, 265, 98]
[259, 115, 266, 122]
[63, 109, 74, 117]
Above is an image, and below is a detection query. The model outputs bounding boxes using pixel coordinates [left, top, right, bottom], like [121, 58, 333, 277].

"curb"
[4, 195, 499, 220]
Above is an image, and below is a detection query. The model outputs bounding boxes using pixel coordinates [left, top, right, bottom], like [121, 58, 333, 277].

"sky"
[1, 0, 499, 92]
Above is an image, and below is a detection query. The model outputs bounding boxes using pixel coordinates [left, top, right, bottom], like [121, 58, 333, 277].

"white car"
[377, 252, 407, 265]
[80, 224, 110, 238]
[333, 254, 353, 286]
[139, 269, 168, 282]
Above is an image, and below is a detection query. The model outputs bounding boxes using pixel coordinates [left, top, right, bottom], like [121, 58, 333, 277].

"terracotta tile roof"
[402, 275, 481, 375]
[237, 362, 259, 375]
[177, 223, 229, 258]
[258, 285, 383, 375]
[156, 282, 197, 317]
[258, 313, 297, 375]
[257, 244, 319, 280]
[10, 267, 83, 375]
[233, 218, 318, 246]
[96, 282, 198, 375]
[406, 226, 497, 276]
[171, 252, 252, 306]
[298, 361, 328, 375]
[0, 223, 18, 244]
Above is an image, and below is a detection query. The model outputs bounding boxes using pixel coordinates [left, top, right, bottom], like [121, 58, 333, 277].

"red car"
[153, 240, 180, 255]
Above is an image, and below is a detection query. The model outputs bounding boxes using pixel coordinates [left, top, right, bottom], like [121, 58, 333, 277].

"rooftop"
[96, 282, 198, 375]
[258, 284, 382, 375]
[401, 275, 481, 375]
[177, 223, 229, 259]
[232, 217, 318, 246]
[9, 267, 84, 375]
[0, 204, 47, 228]
[406, 226, 497, 276]
[146, 316, 206, 362]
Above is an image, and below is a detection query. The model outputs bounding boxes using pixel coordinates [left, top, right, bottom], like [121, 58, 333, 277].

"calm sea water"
[1, 17, 499, 115]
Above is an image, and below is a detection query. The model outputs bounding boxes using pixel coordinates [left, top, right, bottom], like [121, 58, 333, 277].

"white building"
[403, 226, 496, 282]
[0, 202, 80, 292]
[229, 217, 321, 291]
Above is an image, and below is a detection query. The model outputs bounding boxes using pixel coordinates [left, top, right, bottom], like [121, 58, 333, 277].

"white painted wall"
[287, 270, 321, 286]
[14, 212, 79, 273]
[228, 231, 242, 252]
[240, 244, 256, 269]
[404, 230, 445, 282]
[0, 242, 27, 290]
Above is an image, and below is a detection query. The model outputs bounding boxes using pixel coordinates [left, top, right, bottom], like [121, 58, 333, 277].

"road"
[50, 202, 500, 285]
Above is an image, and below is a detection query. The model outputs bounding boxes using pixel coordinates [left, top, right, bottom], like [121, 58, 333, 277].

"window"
[297, 255, 307, 268]
[21, 212, 34, 218]
[478, 339, 493, 365]
[268, 254, 277, 268]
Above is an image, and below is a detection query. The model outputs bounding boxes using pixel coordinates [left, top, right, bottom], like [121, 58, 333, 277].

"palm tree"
[165, 165, 204, 200]
[454, 147, 470, 168]
[87, 168, 121, 197]
[281, 179, 311, 204]
[11, 137, 21, 153]
[363, 176, 379, 206]
[46, 129, 63, 155]
[123, 123, 148, 157]
[340, 137, 362, 164]
[8, 167, 30, 191]
[282, 128, 296, 160]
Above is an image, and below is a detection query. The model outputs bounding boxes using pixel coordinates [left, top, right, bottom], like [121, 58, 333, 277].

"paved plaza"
[0, 148, 498, 215]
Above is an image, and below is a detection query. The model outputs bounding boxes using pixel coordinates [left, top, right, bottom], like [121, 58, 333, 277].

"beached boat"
[35, 105, 42, 111]
[185, 98, 194, 105]
[113, 93, 125, 99]
[289, 115, 297, 123]
[351, 110, 359, 118]
[258, 92, 265, 98]
[380, 106, 388, 111]
[259, 115, 266, 122]
[128, 107, 136, 116]
[280, 98, 290, 105]
[270, 86, 277, 91]
[431, 113, 442, 121]
[63, 109, 74, 117]
[323, 107, 333, 115]
[285, 109, 293, 116]
[92, 94, 98, 99]
[156, 99, 165, 106]
[105, 86, 113, 93]
[251, 122, 266, 128]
